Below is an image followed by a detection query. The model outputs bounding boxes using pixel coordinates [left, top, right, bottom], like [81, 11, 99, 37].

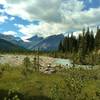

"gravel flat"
[0, 54, 54, 66]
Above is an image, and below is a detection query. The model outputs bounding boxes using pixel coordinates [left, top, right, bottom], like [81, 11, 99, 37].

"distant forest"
[59, 27, 100, 53]
[58, 27, 100, 64]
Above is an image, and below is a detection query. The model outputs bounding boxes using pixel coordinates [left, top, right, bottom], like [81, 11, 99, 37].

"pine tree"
[95, 27, 100, 50]
[67, 34, 70, 52]
[65, 36, 69, 52]
[84, 27, 90, 53]
[71, 34, 78, 52]
[70, 33, 74, 53]
[62, 37, 67, 52]
[78, 28, 86, 63]
[58, 40, 63, 52]
[89, 30, 95, 51]
[62, 35, 70, 52]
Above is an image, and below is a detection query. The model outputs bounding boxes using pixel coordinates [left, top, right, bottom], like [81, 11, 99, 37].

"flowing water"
[54, 58, 73, 66]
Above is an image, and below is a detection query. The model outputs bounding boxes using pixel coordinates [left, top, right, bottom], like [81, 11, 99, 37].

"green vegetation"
[0, 62, 100, 100]
[58, 27, 100, 65]
[95, 27, 100, 50]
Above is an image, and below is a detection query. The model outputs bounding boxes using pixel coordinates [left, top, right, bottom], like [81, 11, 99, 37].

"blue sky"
[0, 0, 100, 41]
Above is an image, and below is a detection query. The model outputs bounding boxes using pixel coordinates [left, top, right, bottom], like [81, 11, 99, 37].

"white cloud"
[0, 0, 6, 5]
[18, 22, 66, 38]
[14, 24, 25, 28]
[0, 9, 5, 13]
[3, 31, 17, 36]
[21, 35, 33, 42]
[0, 15, 8, 23]
[5, 3, 32, 21]
[73, 31, 85, 38]
[10, 17, 15, 21]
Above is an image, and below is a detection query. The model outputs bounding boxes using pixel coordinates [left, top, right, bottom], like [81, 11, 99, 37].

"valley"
[0, 31, 99, 99]
[0, 28, 100, 100]
[0, 0, 100, 99]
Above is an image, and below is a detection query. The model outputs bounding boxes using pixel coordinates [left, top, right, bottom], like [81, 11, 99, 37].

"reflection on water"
[54, 58, 94, 69]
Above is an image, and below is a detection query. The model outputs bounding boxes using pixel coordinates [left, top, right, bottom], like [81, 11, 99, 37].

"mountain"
[27, 35, 44, 50]
[0, 33, 64, 51]
[28, 35, 43, 42]
[30, 34, 64, 51]
[0, 34, 21, 42]
[0, 34, 28, 48]
[0, 39, 26, 52]
[0, 34, 44, 50]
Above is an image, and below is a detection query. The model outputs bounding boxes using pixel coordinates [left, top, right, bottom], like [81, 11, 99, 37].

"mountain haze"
[0, 39, 26, 52]
[0, 33, 64, 51]
[31, 34, 64, 51]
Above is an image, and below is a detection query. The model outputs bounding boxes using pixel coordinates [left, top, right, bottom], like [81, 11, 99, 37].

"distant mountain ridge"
[26, 35, 44, 50]
[30, 34, 64, 51]
[0, 33, 64, 51]
[0, 34, 27, 48]
[28, 35, 43, 41]
[0, 39, 26, 52]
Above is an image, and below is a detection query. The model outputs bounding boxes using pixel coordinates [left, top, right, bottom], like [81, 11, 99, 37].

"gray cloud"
[25, 0, 62, 23]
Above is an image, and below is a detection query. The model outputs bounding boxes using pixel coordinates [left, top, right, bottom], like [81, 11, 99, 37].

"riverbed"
[0, 54, 98, 70]
[0, 54, 73, 67]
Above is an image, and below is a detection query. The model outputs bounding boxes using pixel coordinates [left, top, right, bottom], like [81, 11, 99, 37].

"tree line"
[58, 27, 100, 63]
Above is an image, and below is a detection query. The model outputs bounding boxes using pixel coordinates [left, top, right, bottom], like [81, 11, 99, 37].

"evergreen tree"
[84, 27, 90, 53]
[95, 27, 100, 50]
[78, 28, 86, 63]
[58, 27, 96, 55]
[71, 34, 78, 52]
[67, 34, 70, 52]
[62, 34, 70, 52]
[62, 37, 67, 52]
[58, 40, 63, 52]
[89, 31, 95, 51]
[69, 33, 74, 53]
[58, 27, 99, 64]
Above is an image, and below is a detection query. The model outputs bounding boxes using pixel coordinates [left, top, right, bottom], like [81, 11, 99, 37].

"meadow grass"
[0, 64, 100, 100]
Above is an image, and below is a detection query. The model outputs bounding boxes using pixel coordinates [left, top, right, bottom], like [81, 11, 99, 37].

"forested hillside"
[58, 27, 100, 64]
[0, 39, 26, 52]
